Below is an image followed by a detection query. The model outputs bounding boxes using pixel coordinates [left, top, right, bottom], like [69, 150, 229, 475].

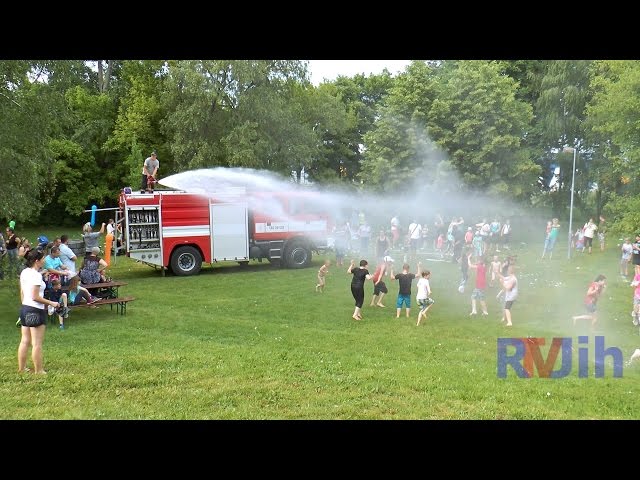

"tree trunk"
[104, 60, 112, 92]
[97, 60, 112, 93]
[97, 61, 104, 93]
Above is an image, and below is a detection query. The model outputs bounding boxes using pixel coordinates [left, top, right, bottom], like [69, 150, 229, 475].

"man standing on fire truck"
[141, 150, 159, 193]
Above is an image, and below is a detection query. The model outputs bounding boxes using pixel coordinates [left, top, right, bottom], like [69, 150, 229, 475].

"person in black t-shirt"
[390, 261, 422, 318]
[348, 259, 373, 321]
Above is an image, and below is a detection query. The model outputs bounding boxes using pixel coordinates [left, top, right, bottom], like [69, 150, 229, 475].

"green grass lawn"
[1, 230, 640, 419]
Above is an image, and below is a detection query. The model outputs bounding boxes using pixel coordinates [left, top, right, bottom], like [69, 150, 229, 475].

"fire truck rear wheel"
[170, 246, 202, 276]
[284, 241, 312, 269]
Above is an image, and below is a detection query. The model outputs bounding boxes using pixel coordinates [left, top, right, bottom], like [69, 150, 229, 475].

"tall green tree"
[45, 86, 119, 215]
[498, 60, 548, 161]
[361, 60, 538, 199]
[162, 60, 355, 183]
[0, 61, 55, 223]
[536, 60, 591, 150]
[315, 72, 394, 183]
[359, 61, 444, 192]
[35, 60, 130, 222]
[280, 82, 356, 183]
[498, 60, 547, 106]
[587, 60, 640, 187]
[587, 60, 640, 223]
[105, 60, 170, 184]
[432, 61, 537, 199]
[533, 61, 592, 216]
[162, 60, 304, 172]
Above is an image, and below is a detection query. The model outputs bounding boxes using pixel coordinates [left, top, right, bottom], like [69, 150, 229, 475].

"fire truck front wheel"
[283, 240, 312, 269]
[170, 246, 203, 276]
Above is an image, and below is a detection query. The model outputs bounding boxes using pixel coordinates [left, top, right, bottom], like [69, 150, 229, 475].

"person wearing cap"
[141, 150, 159, 193]
[78, 246, 108, 285]
[82, 221, 106, 257]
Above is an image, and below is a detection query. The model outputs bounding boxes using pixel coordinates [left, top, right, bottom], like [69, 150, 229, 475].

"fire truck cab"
[118, 187, 330, 276]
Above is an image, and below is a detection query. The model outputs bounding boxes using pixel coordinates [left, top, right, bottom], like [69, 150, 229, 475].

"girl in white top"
[582, 219, 598, 254]
[18, 249, 61, 374]
[416, 270, 434, 326]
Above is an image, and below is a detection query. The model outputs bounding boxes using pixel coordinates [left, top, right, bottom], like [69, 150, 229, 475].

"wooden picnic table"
[62, 280, 128, 298]
[50, 280, 134, 319]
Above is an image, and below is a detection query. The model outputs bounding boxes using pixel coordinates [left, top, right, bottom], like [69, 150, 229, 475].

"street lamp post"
[564, 146, 577, 259]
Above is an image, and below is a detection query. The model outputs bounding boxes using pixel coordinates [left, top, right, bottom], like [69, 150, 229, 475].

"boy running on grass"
[572, 274, 606, 328]
[390, 261, 421, 318]
[416, 270, 434, 326]
[316, 259, 330, 293]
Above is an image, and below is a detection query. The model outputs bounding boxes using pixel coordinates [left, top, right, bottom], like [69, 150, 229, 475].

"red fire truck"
[118, 187, 331, 276]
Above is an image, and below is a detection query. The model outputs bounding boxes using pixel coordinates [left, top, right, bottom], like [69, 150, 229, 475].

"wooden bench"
[69, 296, 136, 316]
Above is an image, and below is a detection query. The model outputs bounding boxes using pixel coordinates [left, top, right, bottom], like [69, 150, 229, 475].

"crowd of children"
[322, 212, 634, 340]
[318, 212, 526, 327]
[316, 239, 520, 328]
[317, 211, 626, 335]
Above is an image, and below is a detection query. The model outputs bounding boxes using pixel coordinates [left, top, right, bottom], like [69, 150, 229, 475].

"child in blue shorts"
[390, 261, 421, 318]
